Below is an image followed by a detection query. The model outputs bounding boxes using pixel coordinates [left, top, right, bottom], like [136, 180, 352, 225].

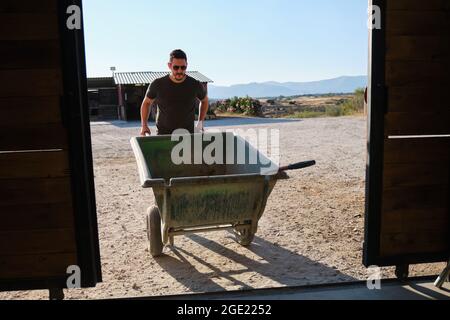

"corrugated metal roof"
[113, 71, 213, 85]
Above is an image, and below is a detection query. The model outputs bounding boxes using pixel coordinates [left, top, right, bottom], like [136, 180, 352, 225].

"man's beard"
[171, 73, 186, 81]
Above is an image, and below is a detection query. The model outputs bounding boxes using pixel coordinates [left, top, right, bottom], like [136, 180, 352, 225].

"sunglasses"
[173, 65, 187, 71]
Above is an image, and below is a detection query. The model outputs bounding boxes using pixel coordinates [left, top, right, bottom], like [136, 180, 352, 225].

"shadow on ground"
[152, 235, 450, 299]
[154, 234, 356, 293]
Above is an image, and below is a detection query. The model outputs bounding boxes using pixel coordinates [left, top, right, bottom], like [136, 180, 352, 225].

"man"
[140, 49, 209, 136]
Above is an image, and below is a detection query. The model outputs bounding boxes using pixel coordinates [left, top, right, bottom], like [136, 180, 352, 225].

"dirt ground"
[1, 116, 444, 300]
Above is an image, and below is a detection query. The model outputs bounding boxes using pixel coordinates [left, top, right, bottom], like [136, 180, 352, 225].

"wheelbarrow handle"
[279, 160, 316, 172]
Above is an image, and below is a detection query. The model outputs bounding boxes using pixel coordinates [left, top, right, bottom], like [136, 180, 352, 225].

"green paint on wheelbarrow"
[168, 181, 266, 227]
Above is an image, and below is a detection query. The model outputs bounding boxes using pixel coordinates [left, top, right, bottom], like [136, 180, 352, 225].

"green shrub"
[321, 88, 365, 117]
[215, 96, 262, 116]
[325, 105, 343, 117]
[340, 88, 365, 114]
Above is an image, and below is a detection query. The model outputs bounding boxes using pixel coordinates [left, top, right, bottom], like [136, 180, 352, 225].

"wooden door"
[0, 0, 101, 292]
[364, 0, 450, 271]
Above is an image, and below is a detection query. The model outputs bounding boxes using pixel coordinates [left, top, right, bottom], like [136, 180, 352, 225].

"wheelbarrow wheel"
[235, 227, 255, 247]
[146, 206, 163, 257]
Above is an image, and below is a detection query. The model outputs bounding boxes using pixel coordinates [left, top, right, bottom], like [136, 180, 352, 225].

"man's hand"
[141, 125, 151, 136]
[195, 120, 204, 133]
[195, 95, 209, 133]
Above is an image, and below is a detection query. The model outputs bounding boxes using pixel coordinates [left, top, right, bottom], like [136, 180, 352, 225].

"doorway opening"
[80, 0, 445, 299]
[5, 0, 445, 300]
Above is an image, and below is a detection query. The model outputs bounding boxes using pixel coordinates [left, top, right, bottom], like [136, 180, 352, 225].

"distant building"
[87, 77, 118, 121]
[87, 71, 213, 121]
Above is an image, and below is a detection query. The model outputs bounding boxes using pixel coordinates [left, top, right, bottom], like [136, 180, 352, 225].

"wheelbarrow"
[130, 132, 315, 257]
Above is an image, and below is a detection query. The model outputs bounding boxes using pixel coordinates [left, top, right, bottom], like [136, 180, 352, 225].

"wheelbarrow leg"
[395, 264, 409, 282]
[234, 224, 255, 247]
[169, 236, 174, 247]
[434, 259, 450, 289]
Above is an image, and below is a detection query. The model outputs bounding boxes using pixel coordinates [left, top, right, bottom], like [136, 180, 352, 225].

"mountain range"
[208, 75, 367, 99]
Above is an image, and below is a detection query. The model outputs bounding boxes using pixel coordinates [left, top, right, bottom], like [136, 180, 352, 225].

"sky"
[83, 0, 369, 86]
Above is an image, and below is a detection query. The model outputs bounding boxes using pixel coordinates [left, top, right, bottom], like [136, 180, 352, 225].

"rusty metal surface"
[130, 133, 279, 245]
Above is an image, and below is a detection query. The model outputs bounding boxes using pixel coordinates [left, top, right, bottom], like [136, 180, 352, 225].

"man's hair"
[170, 49, 187, 62]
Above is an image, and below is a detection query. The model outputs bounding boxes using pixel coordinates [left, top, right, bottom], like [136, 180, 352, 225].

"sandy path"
[1, 116, 444, 300]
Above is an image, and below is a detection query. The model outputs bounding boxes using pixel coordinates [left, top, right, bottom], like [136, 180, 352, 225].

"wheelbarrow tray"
[130, 132, 280, 248]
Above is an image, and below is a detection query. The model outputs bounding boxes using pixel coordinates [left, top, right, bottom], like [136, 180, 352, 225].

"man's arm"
[140, 97, 154, 136]
[196, 96, 209, 133]
[198, 96, 209, 121]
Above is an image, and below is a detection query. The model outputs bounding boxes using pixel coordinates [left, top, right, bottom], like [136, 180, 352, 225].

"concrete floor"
[151, 276, 450, 300]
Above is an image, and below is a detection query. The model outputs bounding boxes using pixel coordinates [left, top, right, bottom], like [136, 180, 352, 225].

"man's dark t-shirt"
[146, 75, 207, 135]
